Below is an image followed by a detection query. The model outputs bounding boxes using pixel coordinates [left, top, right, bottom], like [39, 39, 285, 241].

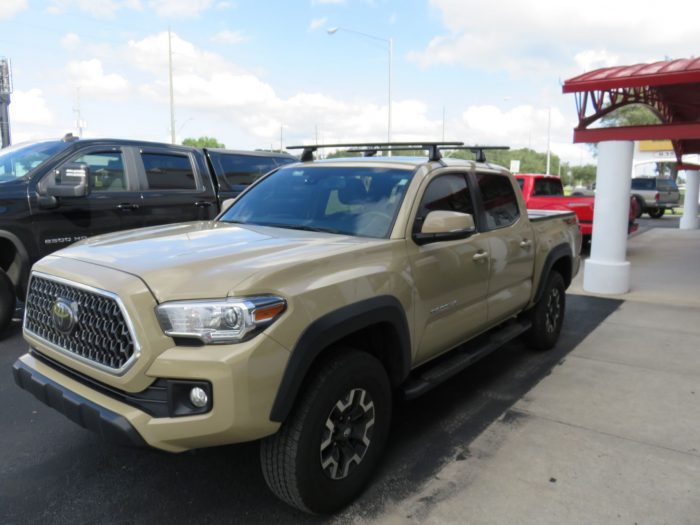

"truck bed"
[527, 209, 577, 222]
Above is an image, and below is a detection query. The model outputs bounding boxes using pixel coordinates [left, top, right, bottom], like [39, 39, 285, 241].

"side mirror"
[413, 211, 476, 245]
[45, 163, 89, 197]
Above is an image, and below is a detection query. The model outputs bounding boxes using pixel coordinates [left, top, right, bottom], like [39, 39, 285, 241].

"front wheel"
[522, 271, 565, 351]
[648, 207, 665, 219]
[260, 350, 391, 514]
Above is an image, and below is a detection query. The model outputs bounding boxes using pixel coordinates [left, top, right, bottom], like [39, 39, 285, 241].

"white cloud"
[66, 59, 130, 97]
[574, 49, 620, 72]
[128, 32, 242, 76]
[123, 32, 590, 164]
[311, 0, 345, 4]
[0, 0, 27, 19]
[308, 17, 327, 31]
[147, 0, 212, 17]
[60, 32, 81, 50]
[411, 0, 698, 76]
[10, 89, 55, 125]
[449, 104, 593, 165]
[46, 0, 141, 18]
[210, 30, 247, 44]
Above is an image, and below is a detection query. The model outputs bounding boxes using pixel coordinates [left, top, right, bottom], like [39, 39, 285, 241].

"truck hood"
[53, 221, 377, 302]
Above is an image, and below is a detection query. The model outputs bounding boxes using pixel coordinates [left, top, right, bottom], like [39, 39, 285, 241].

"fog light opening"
[189, 386, 209, 408]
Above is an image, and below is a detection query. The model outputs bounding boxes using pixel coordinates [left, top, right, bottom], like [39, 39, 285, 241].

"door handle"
[520, 239, 533, 249]
[116, 203, 140, 211]
[473, 251, 489, 262]
[194, 201, 213, 208]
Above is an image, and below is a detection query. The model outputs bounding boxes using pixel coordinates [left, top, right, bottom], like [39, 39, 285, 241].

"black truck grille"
[24, 275, 136, 372]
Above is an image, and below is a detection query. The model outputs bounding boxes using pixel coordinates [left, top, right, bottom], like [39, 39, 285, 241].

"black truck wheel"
[633, 195, 644, 219]
[648, 207, 665, 219]
[0, 268, 16, 337]
[523, 271, 565, 351]
[260, 350, 391, 514]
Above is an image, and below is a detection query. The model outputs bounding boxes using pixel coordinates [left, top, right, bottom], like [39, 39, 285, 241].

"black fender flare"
[533, 243, 573, 304]
[0, 230, 31, 296]
[269, 295, 411, 423]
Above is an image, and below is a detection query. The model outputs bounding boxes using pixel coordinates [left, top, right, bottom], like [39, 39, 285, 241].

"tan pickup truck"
[13, 142, 581, 513]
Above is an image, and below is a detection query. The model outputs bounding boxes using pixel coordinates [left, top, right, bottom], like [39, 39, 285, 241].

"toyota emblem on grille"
[52, 298, 78, 334]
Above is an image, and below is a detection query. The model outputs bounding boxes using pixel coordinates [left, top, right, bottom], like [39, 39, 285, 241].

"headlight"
[155, 295, 286, 344]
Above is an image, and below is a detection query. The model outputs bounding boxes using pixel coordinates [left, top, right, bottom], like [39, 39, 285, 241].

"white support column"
[583, 141, 634, 295]
[680, 170, 699, 230]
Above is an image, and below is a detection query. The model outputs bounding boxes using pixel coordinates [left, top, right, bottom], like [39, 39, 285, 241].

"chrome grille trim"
[23, 271, 141, 376]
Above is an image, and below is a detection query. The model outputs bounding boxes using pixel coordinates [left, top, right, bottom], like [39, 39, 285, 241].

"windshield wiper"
[253, 222, 343, 235]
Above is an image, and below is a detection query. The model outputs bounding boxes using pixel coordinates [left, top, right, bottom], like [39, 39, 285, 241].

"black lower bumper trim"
[12, 358, 148, 448]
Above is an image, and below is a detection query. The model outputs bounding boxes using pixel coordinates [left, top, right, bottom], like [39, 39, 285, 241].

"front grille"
[24, 274, 136, 372]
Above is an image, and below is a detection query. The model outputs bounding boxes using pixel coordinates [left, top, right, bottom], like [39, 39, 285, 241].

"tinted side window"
[72, 151, 126, 192]
[533, 178, 563, 196]
[631, 178, 655, 190]
[217, 154, 278, 187]
[476, 173, 520, 230]
[415, 173, 473, 233]
[142, 153, 196, 190]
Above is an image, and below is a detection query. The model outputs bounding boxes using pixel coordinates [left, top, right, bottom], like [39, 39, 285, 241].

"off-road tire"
[648, 207, 665, 219]
[0, 269, 16, 337]
[523, 271, 565, 351]
[633, 195, 644, 219]
[260, 350, 391, 514]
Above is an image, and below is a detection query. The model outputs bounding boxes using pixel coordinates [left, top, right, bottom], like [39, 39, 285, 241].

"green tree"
[567, 164, 597, 187]
[446, 147, 561, 175]
[599, 104, 660, 127]
[182, 136, 225, 148]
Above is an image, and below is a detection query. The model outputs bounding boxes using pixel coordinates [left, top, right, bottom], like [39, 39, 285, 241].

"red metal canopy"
[563, 57, 700, 162]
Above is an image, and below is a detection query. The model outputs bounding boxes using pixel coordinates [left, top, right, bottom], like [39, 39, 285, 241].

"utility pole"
[168, 28, 176, 145]
[73, 87, 85, 137]
[545, 107, 552, 175]
[0, 58, 13, 148]
[442, 106, 446, 142]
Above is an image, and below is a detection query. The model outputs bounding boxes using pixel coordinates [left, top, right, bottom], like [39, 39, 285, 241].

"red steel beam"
[573, 123, 700, 143]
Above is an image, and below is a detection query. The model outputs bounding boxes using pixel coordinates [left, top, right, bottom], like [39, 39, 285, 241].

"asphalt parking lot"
[0, 293, 620, 524]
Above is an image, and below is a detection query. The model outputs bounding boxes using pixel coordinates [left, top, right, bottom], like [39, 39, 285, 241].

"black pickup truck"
[0, 135, 296, 333]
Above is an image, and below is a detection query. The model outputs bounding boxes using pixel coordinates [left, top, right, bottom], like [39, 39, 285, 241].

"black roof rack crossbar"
[287, 141, 464, 162]
[443, 145, 510, 163]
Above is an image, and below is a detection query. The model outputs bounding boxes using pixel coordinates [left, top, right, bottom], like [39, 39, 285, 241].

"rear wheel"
[260, 350, 391, 514]
[522, 271, 565, 351]
[633, 195, 644, 219]
[0, 269, 16, 337]
[648, 207, 665, 219]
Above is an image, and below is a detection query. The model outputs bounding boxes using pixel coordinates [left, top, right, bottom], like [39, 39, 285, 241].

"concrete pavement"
[370, 228, 700, 524]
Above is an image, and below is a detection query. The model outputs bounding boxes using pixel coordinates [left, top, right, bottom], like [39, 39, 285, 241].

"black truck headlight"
[155, 296, 286, 344]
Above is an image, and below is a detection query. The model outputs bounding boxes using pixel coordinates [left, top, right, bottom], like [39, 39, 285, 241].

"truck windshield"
[0, 141, 70, 183]
[220, 165, 415, 238]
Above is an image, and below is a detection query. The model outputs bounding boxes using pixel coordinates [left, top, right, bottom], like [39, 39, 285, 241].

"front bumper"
[13, 358, 147, 447]
[14, 331, 290, 452]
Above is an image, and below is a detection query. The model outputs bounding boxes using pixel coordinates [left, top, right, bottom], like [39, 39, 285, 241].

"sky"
[1, 0, 698, 166]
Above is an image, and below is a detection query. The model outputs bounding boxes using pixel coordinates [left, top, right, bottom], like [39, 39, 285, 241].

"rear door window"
[142, 152, 196, 190]
[476, 173, 520, 230]
[533, 178, 564, 196]
[631, 178, 655, 190]
[217, 154, 279, 187]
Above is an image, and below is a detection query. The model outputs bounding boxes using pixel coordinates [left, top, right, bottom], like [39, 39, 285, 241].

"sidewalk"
[372, 228, 700, 524]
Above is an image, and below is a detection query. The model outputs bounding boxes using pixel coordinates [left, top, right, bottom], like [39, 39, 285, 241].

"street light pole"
[327, 27, 392, 145]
